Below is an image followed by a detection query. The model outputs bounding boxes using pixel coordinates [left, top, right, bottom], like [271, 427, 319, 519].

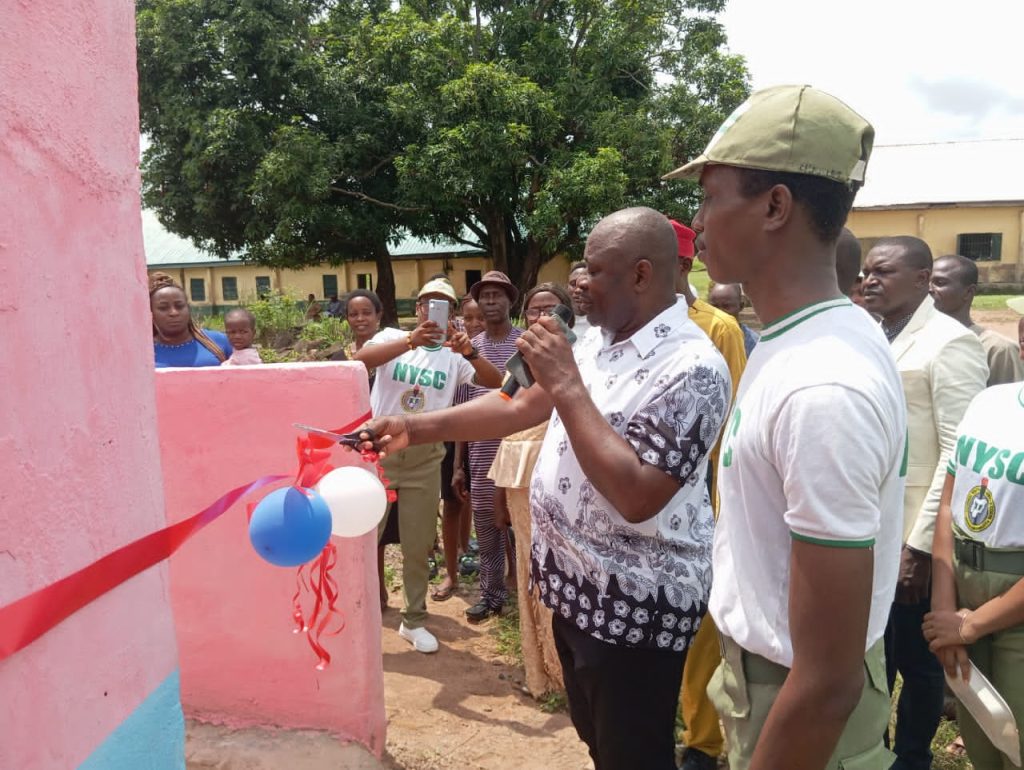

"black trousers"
[552, 616, 686, 770]
[885, 597, 946, 770]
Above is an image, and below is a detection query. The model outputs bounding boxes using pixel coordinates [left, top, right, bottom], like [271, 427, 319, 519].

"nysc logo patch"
[964, 477, 996, 532]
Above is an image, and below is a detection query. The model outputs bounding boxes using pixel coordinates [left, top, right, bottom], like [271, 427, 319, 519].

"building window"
[255, 275, 271, 297]
[322, 274, 339, 298]
[957, 233, 1002, 262]
[465, 269, 482, 294]
[357, 273, 373, 290]
[189, 278, 206, 302]
[221, 276, 238, 301]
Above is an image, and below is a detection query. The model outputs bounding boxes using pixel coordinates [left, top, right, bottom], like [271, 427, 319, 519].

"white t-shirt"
[710, 298, 907, 667]
[367, 327, 477, 417]
[948, 383, 1024, 547]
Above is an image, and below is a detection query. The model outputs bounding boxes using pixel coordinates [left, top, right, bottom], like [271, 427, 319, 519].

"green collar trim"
[760, 298, 851, 342]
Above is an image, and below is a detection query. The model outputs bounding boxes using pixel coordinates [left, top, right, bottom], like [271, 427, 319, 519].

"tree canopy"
[136, 0, 748, 315]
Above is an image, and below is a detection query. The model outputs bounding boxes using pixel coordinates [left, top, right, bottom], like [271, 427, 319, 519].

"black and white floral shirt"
[529, 299, 731, 651]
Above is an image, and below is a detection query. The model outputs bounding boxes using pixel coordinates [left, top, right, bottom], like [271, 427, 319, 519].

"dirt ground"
[974, 308, 1021, 342]
[378, 562, 592, 770]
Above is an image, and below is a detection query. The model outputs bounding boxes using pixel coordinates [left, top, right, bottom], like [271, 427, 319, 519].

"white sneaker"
[398, 623, 439, 653]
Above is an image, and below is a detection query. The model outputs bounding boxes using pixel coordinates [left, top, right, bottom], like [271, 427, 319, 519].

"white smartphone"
[427, 298, 449, 342]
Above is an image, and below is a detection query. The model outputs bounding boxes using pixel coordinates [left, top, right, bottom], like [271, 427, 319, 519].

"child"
[222, 308, 262, 366]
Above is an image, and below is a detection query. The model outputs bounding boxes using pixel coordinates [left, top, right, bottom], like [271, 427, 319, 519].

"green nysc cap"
[663, 85, 874, 189]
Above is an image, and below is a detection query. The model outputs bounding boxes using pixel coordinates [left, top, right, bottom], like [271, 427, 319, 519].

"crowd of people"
[150, 85, 1024, 770]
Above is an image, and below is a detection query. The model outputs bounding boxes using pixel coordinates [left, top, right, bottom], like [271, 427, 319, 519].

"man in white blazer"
[862, 236, 989, 770]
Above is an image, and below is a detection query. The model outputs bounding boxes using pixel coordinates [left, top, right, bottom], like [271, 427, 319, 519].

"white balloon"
[317, 465, 389, 538]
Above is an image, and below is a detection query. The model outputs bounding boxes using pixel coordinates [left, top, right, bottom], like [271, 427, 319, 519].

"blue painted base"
[79, 669, 185, 770]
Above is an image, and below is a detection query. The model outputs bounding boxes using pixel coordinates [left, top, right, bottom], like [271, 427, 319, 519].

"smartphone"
[427, 298, 449, 342]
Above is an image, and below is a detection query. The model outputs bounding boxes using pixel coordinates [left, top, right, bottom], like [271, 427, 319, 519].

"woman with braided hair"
[149, 272, 232, 367]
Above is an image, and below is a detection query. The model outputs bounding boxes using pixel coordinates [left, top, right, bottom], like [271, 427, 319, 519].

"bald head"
[835, 228, 862, 297]
[708, 283, 743, 319]
[588, 207, 680, 287]
[582, 207, 680, 335]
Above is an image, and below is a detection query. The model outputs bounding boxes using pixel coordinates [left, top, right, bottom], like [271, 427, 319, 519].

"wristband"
[957, 610, 972, 644]
[406, 332, 416, 350]
[463, 346, 480, 361]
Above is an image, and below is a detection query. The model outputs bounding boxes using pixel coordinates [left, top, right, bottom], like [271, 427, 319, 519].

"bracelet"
[957, 610, 972, 644]
[463, 346, 480, 361]
[406, 332, 415, 351]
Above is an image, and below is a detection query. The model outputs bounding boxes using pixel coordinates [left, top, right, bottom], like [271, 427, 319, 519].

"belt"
[955, 537, 1024, 576]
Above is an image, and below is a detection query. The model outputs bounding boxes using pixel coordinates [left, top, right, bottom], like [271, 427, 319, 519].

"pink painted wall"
[0, 2, 183, 768]
[155, 362, 386, 755]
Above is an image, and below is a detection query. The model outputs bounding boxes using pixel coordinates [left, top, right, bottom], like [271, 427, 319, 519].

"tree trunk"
[482, 207, 509, 275]
[371, 240, 399, 327]
[518, 236, 545, 306]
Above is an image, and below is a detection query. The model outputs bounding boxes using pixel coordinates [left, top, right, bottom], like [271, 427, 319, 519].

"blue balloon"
[248, 486, 333, 567]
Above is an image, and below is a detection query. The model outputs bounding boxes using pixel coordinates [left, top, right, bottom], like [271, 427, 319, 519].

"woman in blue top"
[150, 272, 231, 367]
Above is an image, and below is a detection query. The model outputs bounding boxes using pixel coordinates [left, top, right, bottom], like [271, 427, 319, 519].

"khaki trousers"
[708, 635, 894, 769]
[955, 554, 1024, 770]
[379, 443, 445, 629]
[680, 613, 725, 756]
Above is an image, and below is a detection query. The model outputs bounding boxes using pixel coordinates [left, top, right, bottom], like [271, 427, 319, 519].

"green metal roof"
[142, 209, 484, 267]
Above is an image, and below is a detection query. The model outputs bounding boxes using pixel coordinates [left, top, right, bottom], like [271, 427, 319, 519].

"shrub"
[299, 317, 352, 347]
[244, 291, 304, 346]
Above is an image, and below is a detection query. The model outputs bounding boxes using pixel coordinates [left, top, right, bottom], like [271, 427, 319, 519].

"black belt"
[955, 538, 1024, 575]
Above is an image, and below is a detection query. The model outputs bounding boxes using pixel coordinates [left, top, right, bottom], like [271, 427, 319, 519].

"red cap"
[668, 219, 696, 259]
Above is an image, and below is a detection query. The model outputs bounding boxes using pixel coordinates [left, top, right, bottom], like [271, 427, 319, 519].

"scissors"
[293, 423, 377, 450]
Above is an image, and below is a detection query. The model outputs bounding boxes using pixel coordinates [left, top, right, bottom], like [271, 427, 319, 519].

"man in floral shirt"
[359, 207, 730, 769]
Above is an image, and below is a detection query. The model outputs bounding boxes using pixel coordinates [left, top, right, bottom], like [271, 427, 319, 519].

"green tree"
[344, 0, 749, 292]
[137, 0, 406, 324]
[136, 0, 748, 311]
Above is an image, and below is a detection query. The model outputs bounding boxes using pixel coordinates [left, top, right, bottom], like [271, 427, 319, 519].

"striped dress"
[467, 327, 523, 609]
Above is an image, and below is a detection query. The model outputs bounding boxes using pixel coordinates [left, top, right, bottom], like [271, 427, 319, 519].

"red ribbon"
[0, 474, 288, 662]
[0, 410, 388, 666]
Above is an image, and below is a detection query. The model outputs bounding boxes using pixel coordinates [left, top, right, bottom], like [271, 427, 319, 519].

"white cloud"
[720, 0, 1024, 143]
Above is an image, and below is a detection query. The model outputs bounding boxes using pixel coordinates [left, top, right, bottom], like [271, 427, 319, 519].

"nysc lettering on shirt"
[392, 361, 449, 391]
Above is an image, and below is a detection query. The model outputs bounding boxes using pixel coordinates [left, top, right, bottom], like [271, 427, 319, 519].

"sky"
[720, 0, 1024, 146]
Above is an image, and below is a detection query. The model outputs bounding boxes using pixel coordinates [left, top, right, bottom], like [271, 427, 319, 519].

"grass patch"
[690, 265, 711, 297]
[931, 717, 972, 770]
[491, 602, 523, 668]
[383, 562, 397, 592]
[973, 293, 1018, 311]
[539, 690, 567, 714]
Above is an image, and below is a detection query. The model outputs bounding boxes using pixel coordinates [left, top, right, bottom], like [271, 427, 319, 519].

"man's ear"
[764, 183, 795, 234]
[635, 258, 654, 291]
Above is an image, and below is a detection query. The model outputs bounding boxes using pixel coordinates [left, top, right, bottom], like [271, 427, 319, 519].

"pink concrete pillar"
[0, 2, 184, 768]
[155, 363, 386, 756]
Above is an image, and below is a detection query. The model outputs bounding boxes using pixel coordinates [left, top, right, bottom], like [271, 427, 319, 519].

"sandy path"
[379, 580, 591, 770]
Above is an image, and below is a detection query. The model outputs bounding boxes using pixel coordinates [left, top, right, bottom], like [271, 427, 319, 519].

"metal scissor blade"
[292, 422, 364, 447]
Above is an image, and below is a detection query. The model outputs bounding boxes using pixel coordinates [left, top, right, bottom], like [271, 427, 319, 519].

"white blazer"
[893, 296, 988, 552]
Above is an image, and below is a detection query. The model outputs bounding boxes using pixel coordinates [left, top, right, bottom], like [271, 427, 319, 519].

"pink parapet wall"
[0, 1, 186, 769]
[155, 362, 386, 755]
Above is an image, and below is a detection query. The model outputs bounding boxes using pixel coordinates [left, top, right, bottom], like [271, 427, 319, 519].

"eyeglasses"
[525, 306, 559, 320]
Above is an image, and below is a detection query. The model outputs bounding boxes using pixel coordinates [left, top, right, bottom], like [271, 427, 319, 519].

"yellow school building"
[848, 139, 1024, 287]
[144, 210, 571, 313]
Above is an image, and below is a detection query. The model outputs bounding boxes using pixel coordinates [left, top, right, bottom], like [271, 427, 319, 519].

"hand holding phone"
[427, 299, 450, 343]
